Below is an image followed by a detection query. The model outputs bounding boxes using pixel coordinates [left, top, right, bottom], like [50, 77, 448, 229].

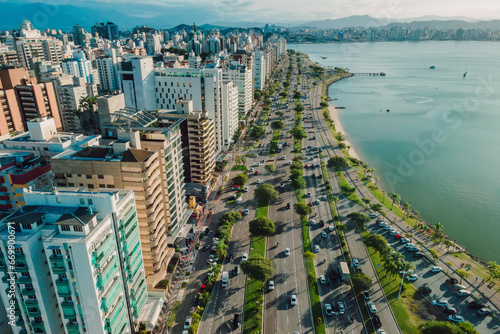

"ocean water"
[291, 41, 500, 263]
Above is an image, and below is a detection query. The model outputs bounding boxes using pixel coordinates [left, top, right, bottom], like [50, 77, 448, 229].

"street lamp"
[398, 262, 410, 299]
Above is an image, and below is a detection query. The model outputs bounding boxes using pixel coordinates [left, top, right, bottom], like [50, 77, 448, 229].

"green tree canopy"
[254, 89, 264, 100]
[249, 216, 276, 236]
[220, 211, 242, 224]
[271, 120, 286, 130]
[419, 321, 461, 334]
[290, 161, 303, 171]
[327, 156, 349, 170]
[457, 321, 480, 334]
[347, 212, 370, 225]
[240, 254, 273, 281]
[290, 126, 307, 140]
[248, 125, 266, 140]
[254, 183, 279, 203]
[294, 202, 312, 217]
[233, 173, 248, 187]
[352, 272, 372, 291]
[364, 234, 389, 254]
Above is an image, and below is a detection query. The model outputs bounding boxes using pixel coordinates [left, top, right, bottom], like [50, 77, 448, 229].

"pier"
[351, 72, 386, 76]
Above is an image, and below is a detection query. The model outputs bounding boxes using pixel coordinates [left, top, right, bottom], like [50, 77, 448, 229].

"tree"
[336, 223, 347, 233]
[220, 211, 242, 224]
[339, 142, 347, 149]
[254, 89, 264, 100]
[254, 184, 279, 203]
[327, 156, 349, 171]
[294, 202, 312, 217]
[233, 173, 248, 187]
[370, 203, 383, 212]
[295, 103, 305, 112]
[341, 185, 356, 195]
[240, 254, 273, 281]
[215, 242, 228, 259]
[290, 161, 303, 171]
[289, 126, 307, 140]
[352, 272, 372, 291]
[487, 261, 500, 281]
[428, 248, 439, 260]
[456, 269, 471, 284]
[402, 202, 412, 219]
[76, 96, 97, 133]
[383, 258, 399, 282]
[346, 212, 370, 226]
[271, 120, 285, 130]
[304, 251, 316, 259]
[362, 197, 371, 205]
[445, 261, 453, 274]
[276, 111, 284, 117]
[443, 239, 454, 253]
[365, 234, 389, 254]
[248, 125, 266, 139]
[457, 322, 479, 334]
[249, 216, 276, 236]
[389, 193, 401, 210]
[419, 321, 461, 334]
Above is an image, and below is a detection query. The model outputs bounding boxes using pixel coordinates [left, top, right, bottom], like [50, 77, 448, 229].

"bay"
[291, 41, 500, 263]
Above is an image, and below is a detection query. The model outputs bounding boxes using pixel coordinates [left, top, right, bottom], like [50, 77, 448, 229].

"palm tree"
[435, 222, 444, 232]
[389, 193, 401, 210]
[402, 202, 412, 220]
[362, 197, 371, 205]
[215, 242, 228, 259]
[336, 223, 348, 234]
[374, 176, 380, 185]
[405, 233, 414, 243]
[385, 260, 398, 282]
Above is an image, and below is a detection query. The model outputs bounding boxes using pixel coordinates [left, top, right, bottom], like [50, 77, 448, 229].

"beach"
[327, 104, 360, 160]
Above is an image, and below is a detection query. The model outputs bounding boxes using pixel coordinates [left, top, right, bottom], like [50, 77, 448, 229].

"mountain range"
[1, 2, 500, 32]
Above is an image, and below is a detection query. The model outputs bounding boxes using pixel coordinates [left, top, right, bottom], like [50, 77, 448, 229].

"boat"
[321, 57, 327, 59]
[463, 71, 468, 77]
[430, 66, 435, 69]
[386, 109, 390, 112]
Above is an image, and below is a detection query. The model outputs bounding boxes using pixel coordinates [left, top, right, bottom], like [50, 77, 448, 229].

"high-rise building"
[118, 57, 156, 111]
[61, 50, 96, 85]
[222, 62, 253, 116]
[221, 80, 239, 146]
[157, 99, 215, 187]
[14, 37, 63, 69]
[91, 22, 119, 41]
[0, 188, 147, 334]
[94, 49, 120, 92]
[0, 67, 62, 135]
[254, 50, 267, 90]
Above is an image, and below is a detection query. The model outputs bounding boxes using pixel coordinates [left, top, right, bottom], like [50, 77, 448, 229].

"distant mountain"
[209, 21, 267, 29]
[299, 15, 394, 29]
[386, 19, 500, 30]
[394, 15, 478, 23]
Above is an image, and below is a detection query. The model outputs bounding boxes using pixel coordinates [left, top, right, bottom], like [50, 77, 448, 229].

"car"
[446, 277, 459, 285]
[234, 266, 239, 275]
[469, 301, 484, 309]
[257, 179, 261, 184]
[285, 248, 290, 256]
[309, 219, 315, 225]
[372, 315, 382, 328]
[394, 234, 403, 240]
[206, 258, 215, 266]
[405, 243, 416, 249]
[236, 197, 242, 204]
[337, 301, 345, 314]
[367, 302, 377, 314]
[362, 290, 371, 300]
[430, 266, 442, 273]
[233, 314, 240, 329]
[383, 225, 392, 231]
[352, 258, 360, 267]
[244, 209, 250, 215]
[376, 219, 386, 225]
[250, 167, 254, 172]
[377, 330, 387, 334]
[306, 192, 311, 197]
[315, 199, 320, 205]
[389, 229, 399, 235]
[256, 162, 260, 166]
[315, 163, 320, 167]
[328, 225, 334, 232]
[321, 231, 327, 238]
[418, 286, 432, 295]
[400, 238, 410, 244]
[282, 155, 286, 160]
[325, 303, 333, 316]
[280, 183, 285, 189]
[242, 253, 248, 261]
[407, 245, 419, 252]
[414, 251, 425, 257]
[307, 202, 313, 207]
[290, 295, 297, 306]
[306, 174, 310, 179]
[244, 186, 249, 192]
[436, 305, 457, 315]
[184, 316, 192, 329]
[369, 213, 378, 218]
[478, 308, 491, 315]
[379, 221, 387, 227]
[288, 161, 292, 165]
[453, 284, 466, 290]
[268, 281, 275, 290]
[320, 275, 326, 284]
[448, 315, 464, 323]
[229, 194, 237, 200]
[432, 299, 449, 307]
[319, 220, 324, 227]
[202, 244, 211, 251]
[406, 274, 419, 281]
[314, 245, 320, 253]
[458, 289, 471, 296]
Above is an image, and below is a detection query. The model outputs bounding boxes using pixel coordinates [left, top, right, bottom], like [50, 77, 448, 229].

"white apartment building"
[61, 50, 96, 84]
[222, 62, 253, 116]
[154, 67, 225, 152]
[222, 80, 239, 146]
[0, 188, 147, 334]
[15, 37, 63, 69]
[118, 57, 156, 111]
[254, 50, 267, 90]
[95, 57, 119, 92]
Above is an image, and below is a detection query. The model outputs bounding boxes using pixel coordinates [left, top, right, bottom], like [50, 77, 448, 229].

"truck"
[222, 271, 229, 287]
[339, 261, 350, 282]
[277, 143, 283, 152]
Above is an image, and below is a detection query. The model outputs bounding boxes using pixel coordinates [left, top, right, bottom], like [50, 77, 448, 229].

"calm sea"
[291, 41, 500, 263]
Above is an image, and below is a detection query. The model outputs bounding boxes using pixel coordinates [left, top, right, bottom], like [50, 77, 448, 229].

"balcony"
[56, 278, 69, 287]
[15, 264, 29, 273]
[18, 276, 32, 284]
[49, 254, 64, 263]
[16, 317, 24, 327]
[66, 321, 79, 334]
[30, 320, 45, 331]
[21, 287, 35, 294]
[51, 266, 65, 275]
[25, 299, 38, 306]
[27, 307, 41, 317]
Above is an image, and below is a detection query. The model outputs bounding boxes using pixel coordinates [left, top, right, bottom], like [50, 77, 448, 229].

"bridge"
[352, 72, 386, 76]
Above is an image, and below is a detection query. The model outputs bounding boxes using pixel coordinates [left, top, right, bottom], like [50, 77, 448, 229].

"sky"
[5, 0, 500, 23]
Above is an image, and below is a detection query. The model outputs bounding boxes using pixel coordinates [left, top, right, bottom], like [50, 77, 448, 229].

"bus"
[222, 271, 229, 287]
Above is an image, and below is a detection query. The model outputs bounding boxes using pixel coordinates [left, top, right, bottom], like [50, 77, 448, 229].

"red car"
[394, 234, 403, 240]
[305, 164, 308, 168]
[255, 171, 258, 175]
[307, 202, 313, 207]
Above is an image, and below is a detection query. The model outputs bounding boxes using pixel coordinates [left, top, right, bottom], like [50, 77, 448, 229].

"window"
[88, 199, 93, 205]
[97, 175, 104, 179]
[15, 246, 23, 254]
[53, 248, 61, 255]
[88, 184, 94, 189]
[79, 199, 84, 205]
[65, 174, 72, 178]
[79, 184, 83, 187]
[86, 175, 92, 179]
[61, 225, 70, 231]
[68, 183, 74, 187]
[107, 185, 114, 188]
[99, 184, 105, 188]
[73, 226, 83, 232]
[21, 223, 32, 230]
[77, 174, 81, 177]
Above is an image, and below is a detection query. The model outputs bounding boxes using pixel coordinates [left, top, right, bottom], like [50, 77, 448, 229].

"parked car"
[233, 314, 240, 329]
[478, 308, 491, 315]
[430, 266, 442, 273]
[394, 234, 403, 240]
[242, 253, 248, 261]
[454, 284, 467, 290]
[372, 315, 382, 328]
[244, 186, 249, 192]
[369, 213, 378, 218]
[469, 301, 484, 309]
[367, 302, 377, 314]
[362, 290, 371, 300]
[457, 289, 471, 296]
[268, 281, 275, 290]
[328, 225, 334, 232]
[321, 231, 327, 238]
[414, 251, 425, 257]
[234, 266, 239, 275]
[320, 275, 326, 284]
[446, 277, 459, 285]
[290, 295, 297, 306]
[184, 316, 192, 329]
[448, 315, 464, 323]
[325, 303, 333, 316]
[432, 299, 449, 307]
[314, 245, 320, 253]
[337, 302, 345, 314]
[285, 248, 290, 256]
[436, 305, 457, 315]
[406, 274, 419, 282]
[417, 286, 432, 295]
[352, 258, 360, 267]
[244, 209, 250, 215]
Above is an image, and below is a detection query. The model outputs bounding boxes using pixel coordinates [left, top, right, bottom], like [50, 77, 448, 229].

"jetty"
[352, 72, 386, 76]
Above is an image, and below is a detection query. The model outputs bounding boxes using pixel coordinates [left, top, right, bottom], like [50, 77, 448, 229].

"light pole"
[398, 262, 410, 299]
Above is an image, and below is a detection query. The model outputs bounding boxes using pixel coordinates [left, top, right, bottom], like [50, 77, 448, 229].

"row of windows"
[57, 183, 114, 189]
[155, 88, 190, 94]
[66, 174, 105, 179]
[157, 81, 192, 88]
[61, 225, 83, 232]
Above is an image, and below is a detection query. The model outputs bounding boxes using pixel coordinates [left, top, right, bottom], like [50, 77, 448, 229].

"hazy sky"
[7, 0, 500, 22]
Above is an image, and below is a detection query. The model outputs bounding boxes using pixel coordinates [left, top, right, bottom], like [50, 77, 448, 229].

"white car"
[352, 258, 360, 267]
[432, 299, 448, 307]
[378, 221, 387, 227]
[400, 238, 409, 244]
[320, 275, 326, 284]
[242, 253, 248, 261]
[284, 248, 290, 256]
[454, 284, 466, 290]
[268, 281, 275, 290]
[321, 231, 327, 238]
[184, 316, 192, 329]
[367, 302, 377, 314]
[430, 266, 442, 273]
[458, 289, 471, 296]
[383, 225, 392, 230]
[244, 186, 249, 192]
[256, 162, 261, 166]
[406, 274, 419, 282]
[310, 219, 316, 225]
[250, 168, 254, 172]
[244, 209, 250, 215]
[288, 161, 292, 165]
[328, 225, 334, 232]
[389, 229, 399, 235]
[369, 213, 378, 218]
[314, 245, 320, 253]
[290, 294, 297, 306]
[337, 301, 345, 314]
[257, 179, 261, 184]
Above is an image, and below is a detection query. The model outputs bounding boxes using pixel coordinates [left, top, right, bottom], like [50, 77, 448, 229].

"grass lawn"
[363, 230, 425, 334]
[243, 197, 268, 333]
[335, 170, 364, 206]
[265, 164, 275, 173]
[449, 251, 491, 281]
[269, 129, 280, 156]
[232, 164, 248, 171]
[167, 301, 181, 329]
